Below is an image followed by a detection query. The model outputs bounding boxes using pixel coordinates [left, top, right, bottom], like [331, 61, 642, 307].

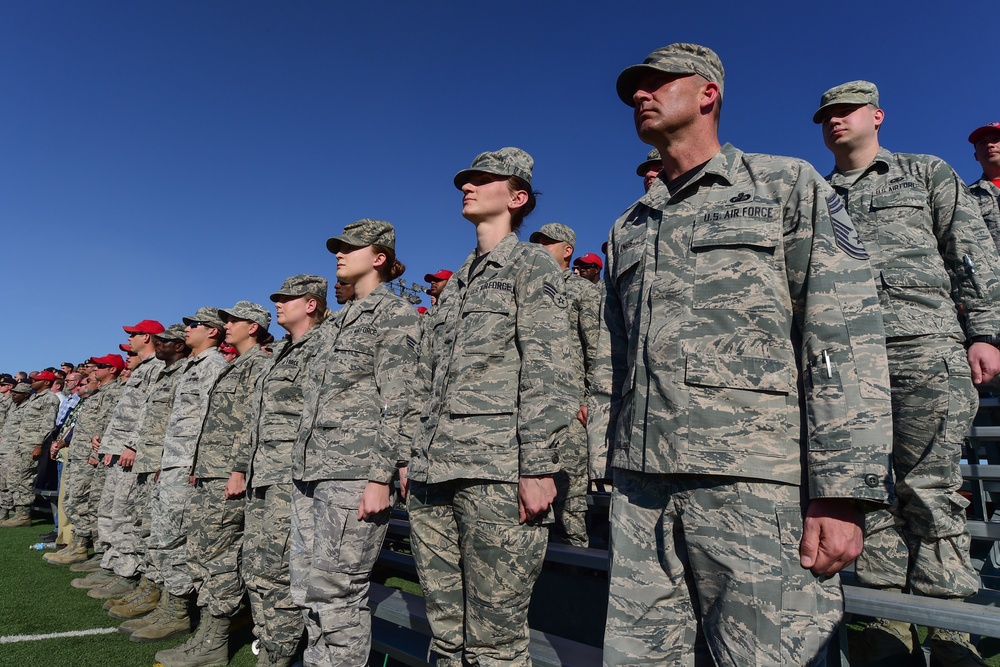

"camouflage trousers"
[188, 478, 245, 618]
[101, 465, 141, 577]
[551, 417, 589, 547]
[290, 479, 389, 667]
[604, 470, 842, 667]
[855, 337, 980, 598]
[148, 467, 194, 596]
[135, 472, 158, 581]
[63, 457, 102, 538]
[243, 482, 302, 659]
[0, 451, 36, 509]
[407, 480, 548, 667]
[96, 456, 121, 560]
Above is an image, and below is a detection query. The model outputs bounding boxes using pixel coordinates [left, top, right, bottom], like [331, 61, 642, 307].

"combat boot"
[108, 577, 161, 618]
[88, 574, 137, 600]
[848, 617, 921, 665]
[928, 628, 989, 667]
[104, 575, 148, 610]
[118, 584, 168, 636]
[130, 591, 192, 643]
[0, 507, 31, 527]
[255, 647, 295, 667]
[70, 569, 115, 589]
[45, 536, 91, 565]
[69, 554, 103, 572]
[155, 613, 231, 667]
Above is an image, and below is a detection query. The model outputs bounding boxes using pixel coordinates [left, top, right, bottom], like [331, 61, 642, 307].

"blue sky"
[2, 1, 996, 372]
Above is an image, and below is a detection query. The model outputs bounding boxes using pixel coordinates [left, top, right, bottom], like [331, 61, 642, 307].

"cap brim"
[969, 126, 1000, 144]
[616, 64, 690, 107]
[812, 99, 872, 124]
[326, 235, 366, 254]
[636, 159, 660, 176]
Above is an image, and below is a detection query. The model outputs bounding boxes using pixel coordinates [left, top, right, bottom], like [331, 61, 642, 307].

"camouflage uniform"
[244, 308, 324, 661]
[188, 343, 269, 617]
[0, 394, 28, 513]
[149, 344, 228, 597]
[291, 278, 420, 667]
[407, 229, 573, 667]
[969, 173, 1000, 254]
[601, 138, 894, 664]
[96, 353, 164, 574]
[826, 147, 1000, 598]
[132, 355, 187, 584]
[1, 389, 60, 512]
[63, 381, 123, 543]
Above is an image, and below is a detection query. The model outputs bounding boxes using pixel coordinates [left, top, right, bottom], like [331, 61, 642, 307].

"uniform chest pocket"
[690, 219, 779, 311]
[459, 290, 515, 355]
[870, 190, 930, 246]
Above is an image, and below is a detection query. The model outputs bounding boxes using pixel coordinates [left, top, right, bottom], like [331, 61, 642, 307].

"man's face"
[61, 364, 74, 374]
[974, 130, 1000, 178]
[334, 281, 355, 305]
[126, 352, 141, 370]
[535, 237, 572, 267]
[819, 104, 883, 154]
[0, 383, 12, 395]
[128, 331, 149, 353]
[65, 372, 82, 392]
[11, 391, 30, 406]
[631, 71, 705, 144]
[575, 263, 601, 284]
[643, 165, 662, 192]
[31, 379, 50, 393]
[428, 277, 450, 299]
[185, 321, 216, 349]
[91, 364, 114, 383]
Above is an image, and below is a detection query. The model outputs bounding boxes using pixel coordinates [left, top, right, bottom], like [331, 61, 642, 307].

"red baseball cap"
[417, 306, 428, 314]
[969, 122, 1000, 144]
[424, 269, 454, 283]
[118, 343, 131, 353]
[34, 371, 58, 382]
[123, 319, 165, 335]
[90, 354, 126, 371]
[574, 253, 604, 269]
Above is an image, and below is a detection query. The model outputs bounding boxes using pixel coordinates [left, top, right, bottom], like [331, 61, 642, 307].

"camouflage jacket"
[0, 393, 10, 433]
[14, 390, 60, 451]
[160, 347, 228, 471]
[969, 175, 1000, 256]
[132, 358, 187, 474]
[70, 381, 123, 463]
[0, 400, 26, 454]
[99, 354, 165, 456]
[192, 345, 269, 479]
[247, 326, 322, 488]
[605, 143, 893, 502]
[295, 283, 420, 484]
[407, 232, 574, 484]
[827, 149, 1000, 339]
[562, 269, 601, 404]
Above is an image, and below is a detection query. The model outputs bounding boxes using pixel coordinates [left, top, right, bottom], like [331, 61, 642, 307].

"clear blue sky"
[2, 1, 996, 372]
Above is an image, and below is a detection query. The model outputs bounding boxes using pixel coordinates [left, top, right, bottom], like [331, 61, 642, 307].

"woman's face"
[460, 172, 512, 222]
[336, 244, 381, 285]
[274, 294, 313, 330]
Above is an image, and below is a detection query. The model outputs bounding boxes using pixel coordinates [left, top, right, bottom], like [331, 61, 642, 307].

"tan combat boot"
[108, 577, 161, 619]
[928, 628, 989, 667]
[848, 617, 920, 665]
[154, 613, 231, 667]
[0, 507, 31, 527]
[69, 553, 103, 572]
[104, 575, 147, 610]
[129, 591, 192, 643]
[118, 583, 168, 636]
[45, 536, 91, 565]
[87, 575, 138, 600]
[70, 569, 115, 589]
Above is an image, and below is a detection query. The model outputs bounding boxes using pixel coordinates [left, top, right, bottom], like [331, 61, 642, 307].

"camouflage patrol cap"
[454, 147, 534, 189]
[812, 80, 880, 123]
[219, 300, 271, 330]
[182, 306, 225, 330]
[529, 223, 576, 247]
[617, 43, 725, 106]
[636, 148, 661, 176]
[326, 219, 395, 254]
[270, 274, 328, 302]
[155, 324, 187, 342]
[12, 382, 32, 394]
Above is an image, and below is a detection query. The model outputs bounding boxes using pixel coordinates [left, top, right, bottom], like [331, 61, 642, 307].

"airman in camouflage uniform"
[0, 384, 35, 523]
[111, 326, 189, 626]
[244, 274, 328, 667]
[636, 147, 662, 192]
[93, 319, 165, 598]
[602, 45, 894, 666]
[406, 148, 573, 667]
[968, 122, 1000, 253]
[815, 81, 1000, 665]
[290, 220, 420, 667]
[131, 308, 228, 644]
[153, 304, 271, 667]
[1, 373, 61, 527]
[529, 221, 600, 547]
[45, 355, 124, 565]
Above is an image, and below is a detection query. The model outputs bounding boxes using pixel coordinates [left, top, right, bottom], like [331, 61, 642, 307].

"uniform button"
[864, 474, 879, 488]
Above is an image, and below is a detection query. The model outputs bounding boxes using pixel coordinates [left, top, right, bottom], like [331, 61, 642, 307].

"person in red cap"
[572, 252, 603, 285]
[423, 269, 453, 307]
[0, 371, 60, 527]
[969, 122, 1000, 254]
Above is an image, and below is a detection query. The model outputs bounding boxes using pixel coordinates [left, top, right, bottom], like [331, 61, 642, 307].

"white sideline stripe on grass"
[0, 627, 118, 644]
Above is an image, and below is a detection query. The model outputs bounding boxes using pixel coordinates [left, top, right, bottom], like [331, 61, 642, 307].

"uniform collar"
[640, 143, 740, 208]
